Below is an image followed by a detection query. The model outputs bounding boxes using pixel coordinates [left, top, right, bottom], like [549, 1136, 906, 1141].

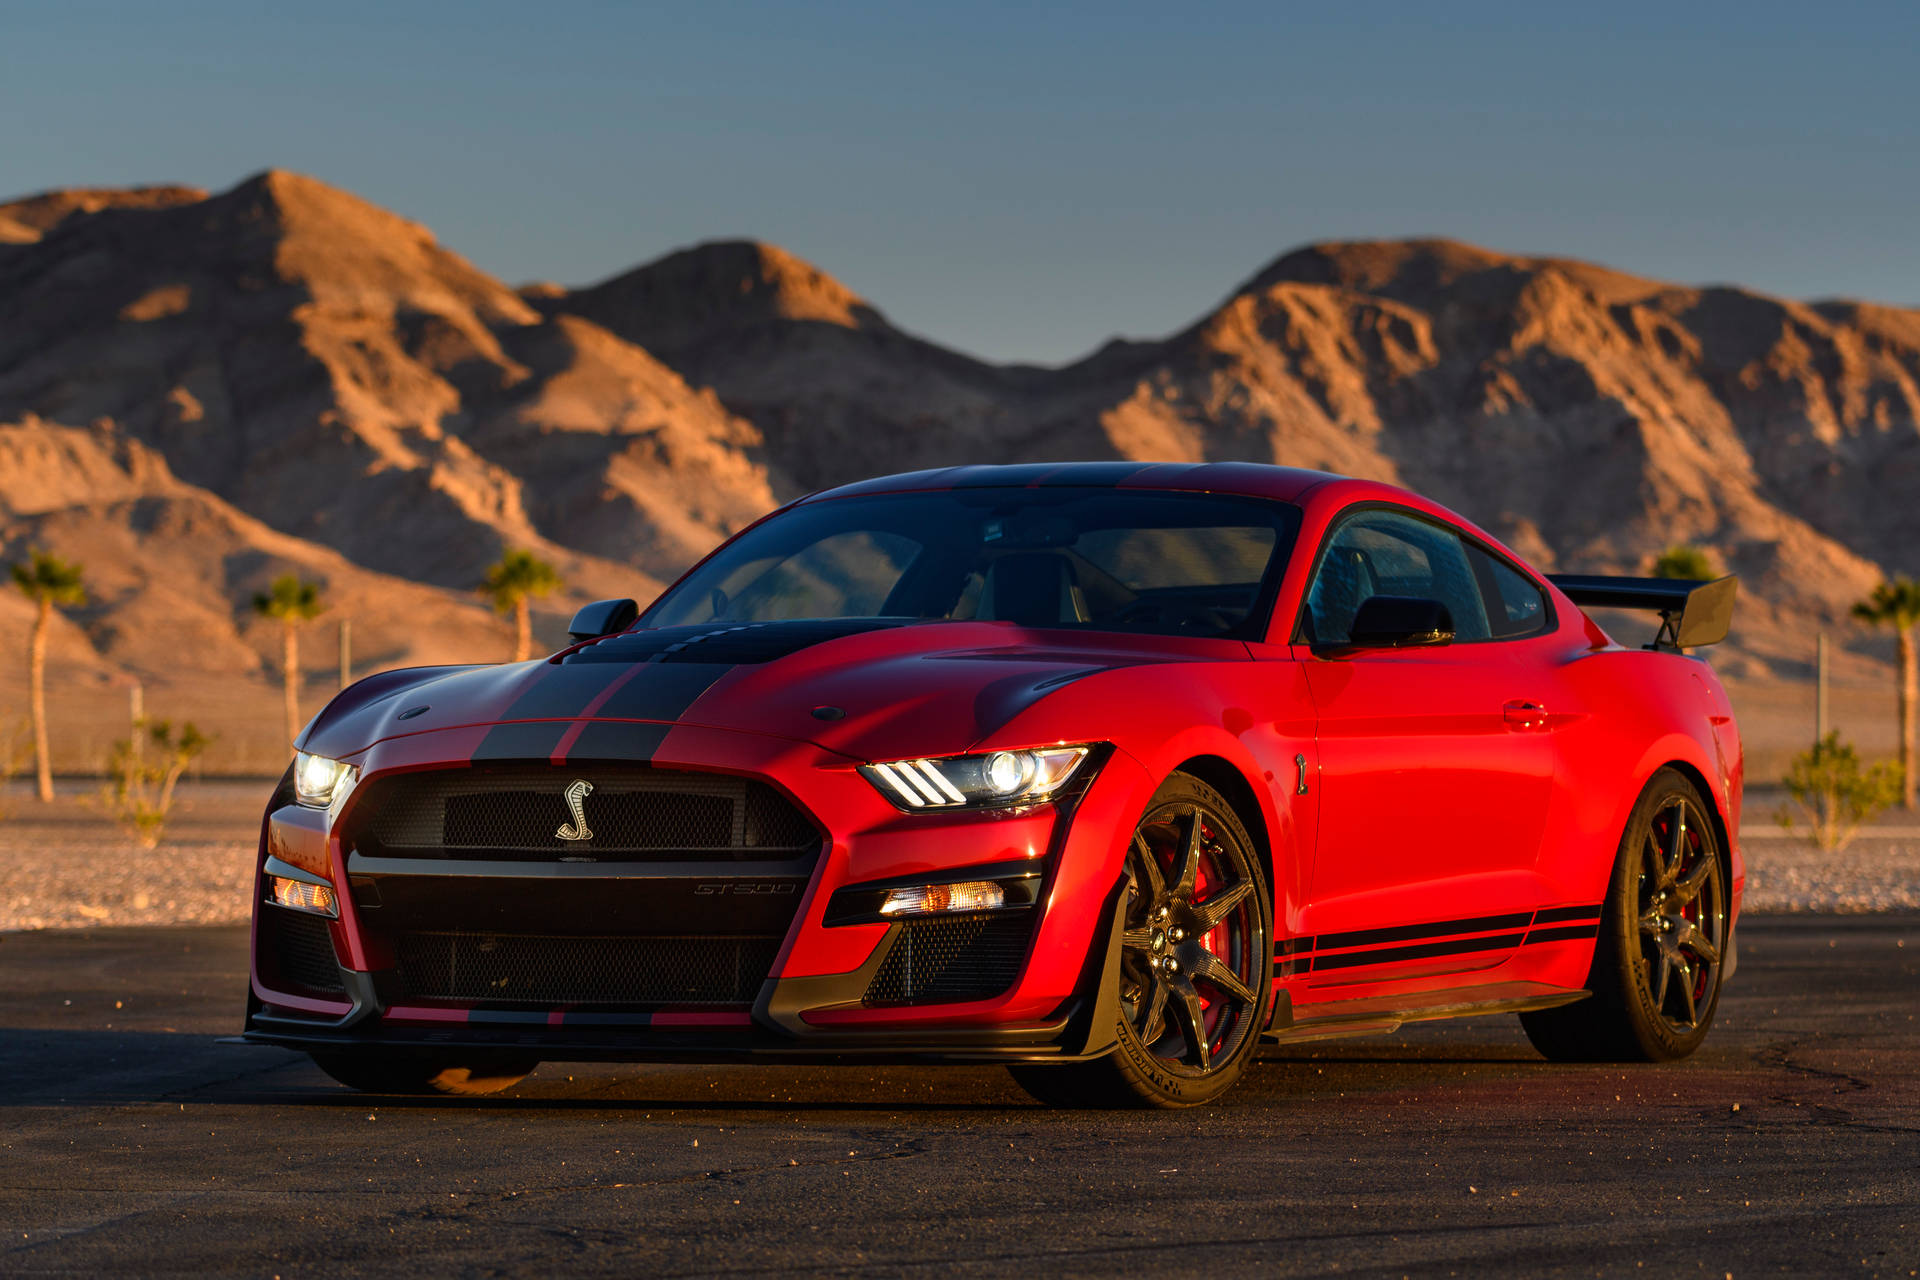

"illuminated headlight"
[860, 746, 1091, 811]
[879, 880, 1006, 917]
[268, 875, 338, 917]
[293, 751, 356, 808]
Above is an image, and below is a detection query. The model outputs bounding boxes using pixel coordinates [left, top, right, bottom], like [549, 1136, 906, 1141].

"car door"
[1294, 506, 1561, 985]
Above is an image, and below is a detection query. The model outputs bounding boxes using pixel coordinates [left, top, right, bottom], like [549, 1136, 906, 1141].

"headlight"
[293, 751, 356, 808]
[861, 746, 1091, 811]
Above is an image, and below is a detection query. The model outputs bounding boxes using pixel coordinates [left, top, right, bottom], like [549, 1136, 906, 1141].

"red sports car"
[243, 463, 1743, 1107]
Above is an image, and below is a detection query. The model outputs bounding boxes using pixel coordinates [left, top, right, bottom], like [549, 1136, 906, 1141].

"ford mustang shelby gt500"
[243, 462, 1743, 1107]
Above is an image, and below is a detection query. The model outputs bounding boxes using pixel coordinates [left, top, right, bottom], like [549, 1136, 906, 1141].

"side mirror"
[567, 598, 638, 644]
[1343, 596, 1455, 650]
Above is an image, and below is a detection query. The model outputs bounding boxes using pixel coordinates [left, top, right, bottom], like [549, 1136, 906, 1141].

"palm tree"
[253, 575, 327, 746]
[1652, 544, 1716, 580]
[482, 550, 563, 662]
[1853, 578, 1920, 809]
[9, 549, 86, 802]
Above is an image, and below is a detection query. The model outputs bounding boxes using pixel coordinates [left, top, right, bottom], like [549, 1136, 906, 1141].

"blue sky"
[5, 1, 1915, 363]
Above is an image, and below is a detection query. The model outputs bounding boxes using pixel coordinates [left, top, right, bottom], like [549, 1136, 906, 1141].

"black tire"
[1522, 768, 1729, 1063]
[309, 1050, 538, 1096]
[1010, 772, 1272, 1108]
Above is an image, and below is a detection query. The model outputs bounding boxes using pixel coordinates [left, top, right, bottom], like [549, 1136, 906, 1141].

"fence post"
[1815, 632, 1829, 744]
[130, 682, 144, 774]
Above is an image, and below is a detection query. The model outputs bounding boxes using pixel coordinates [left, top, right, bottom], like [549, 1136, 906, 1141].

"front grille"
[268, 909, 346, 996]
[863, 912, 1034, 1006]
[350, 766, 819, 861]
[394, 931, 782, 1006]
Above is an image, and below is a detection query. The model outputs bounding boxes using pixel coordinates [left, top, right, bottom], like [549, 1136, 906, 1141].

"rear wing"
[1545, 574, 1738, 651]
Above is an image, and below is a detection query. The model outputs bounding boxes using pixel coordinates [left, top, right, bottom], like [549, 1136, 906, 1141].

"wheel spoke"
[1172, 809, 1204, 899]
[1651, 950, 1671, 1010]
[1122, 927, 1157, 950]
[1641, 835, 1664, 891]
[1136, 974, 1167, 1043]
[1191, 947, 1255, 1004]
[1638, 909, 1664, 938]
[1190, 880, 1252, 932]
[1686, 932, 1722, 966]
[1675, 858, 1713, 906]
[1675, 959, 1698, 1025]
[1167, 974, 1211, 1070]
[1130, 833, 1166, 901]
[1663, 805, 1688, 888]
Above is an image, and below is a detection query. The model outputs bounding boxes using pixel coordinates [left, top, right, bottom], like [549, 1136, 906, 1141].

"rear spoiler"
[1545, 574, 1738, 651]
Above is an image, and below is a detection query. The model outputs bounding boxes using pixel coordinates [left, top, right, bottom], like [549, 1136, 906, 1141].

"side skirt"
[1262, 982, 1590, 1045]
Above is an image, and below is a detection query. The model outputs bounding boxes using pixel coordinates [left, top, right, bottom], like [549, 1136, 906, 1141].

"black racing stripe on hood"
[566, 618, 909, 666]
[595, 663, 734, 722]
[498, 663, 635, 721]
[472, 721, 569, 762]
[564, 721, 671, 762]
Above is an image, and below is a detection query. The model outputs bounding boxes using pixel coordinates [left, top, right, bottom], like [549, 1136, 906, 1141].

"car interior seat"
[977, 552, 1091, 627]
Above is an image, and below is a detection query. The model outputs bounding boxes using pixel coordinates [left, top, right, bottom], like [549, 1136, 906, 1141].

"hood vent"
[561, 617, 910, 666]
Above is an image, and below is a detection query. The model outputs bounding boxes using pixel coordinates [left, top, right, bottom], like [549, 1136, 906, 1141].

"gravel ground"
[0, 780, 260, 932]
[1739, 835, 1920, 912]
[2, 780, 1916, 931]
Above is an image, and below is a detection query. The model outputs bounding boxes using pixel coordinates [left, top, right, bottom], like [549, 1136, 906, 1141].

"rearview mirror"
[1343, 596, 1455, 650]
[567, 598, 638, 643]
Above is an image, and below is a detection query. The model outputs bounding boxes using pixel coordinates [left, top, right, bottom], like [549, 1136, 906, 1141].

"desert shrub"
[1777, 732, 1901, 852]
[1652, 544, 1717, 580]
[104, 719, 212, 849]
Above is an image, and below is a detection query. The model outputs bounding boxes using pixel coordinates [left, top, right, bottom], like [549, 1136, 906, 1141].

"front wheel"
[310, 1050, 539, 1096]
[1010, 773, 1271, 1108]
[1522, 768, 1729, 1062]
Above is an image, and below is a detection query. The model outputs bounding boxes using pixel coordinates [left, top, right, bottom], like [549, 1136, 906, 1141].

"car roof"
[802, 461, 1350, 505]
[796, 463, 1528, 574]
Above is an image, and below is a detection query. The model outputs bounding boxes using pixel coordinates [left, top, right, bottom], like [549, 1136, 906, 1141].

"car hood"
[299, 618, 1235, 764]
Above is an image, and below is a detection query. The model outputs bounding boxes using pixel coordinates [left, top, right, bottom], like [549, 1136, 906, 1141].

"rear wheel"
[1522, 768, 1728, 1062]
[1010, 773, 1271, 1108]
[309, 1050, 538, 1096]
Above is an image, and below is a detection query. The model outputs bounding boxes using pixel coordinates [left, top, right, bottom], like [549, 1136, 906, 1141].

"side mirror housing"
[567, 598, 638, 644]
[1342, 596, 1456, 650]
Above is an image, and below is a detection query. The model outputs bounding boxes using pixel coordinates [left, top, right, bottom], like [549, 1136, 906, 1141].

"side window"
[1302, 509, 1492, 646]
[1466, 544, 1551, 639]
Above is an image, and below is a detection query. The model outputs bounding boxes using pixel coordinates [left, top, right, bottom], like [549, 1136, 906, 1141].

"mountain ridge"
[4, 168, 1919, 755]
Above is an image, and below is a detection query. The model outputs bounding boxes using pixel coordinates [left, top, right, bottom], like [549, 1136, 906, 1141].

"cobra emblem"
[555, 779, 594, 842]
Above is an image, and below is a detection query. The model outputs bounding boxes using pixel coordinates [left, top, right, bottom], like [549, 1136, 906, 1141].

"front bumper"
[243, 722, 1148, 1062]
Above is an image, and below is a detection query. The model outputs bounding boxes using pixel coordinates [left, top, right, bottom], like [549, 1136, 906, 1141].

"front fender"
[979, 654, 1318, 935]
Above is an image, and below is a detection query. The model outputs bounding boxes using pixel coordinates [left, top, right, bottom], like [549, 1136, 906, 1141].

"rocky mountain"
[550, 235, 1920, 674]
[2, 170, 1917, 769]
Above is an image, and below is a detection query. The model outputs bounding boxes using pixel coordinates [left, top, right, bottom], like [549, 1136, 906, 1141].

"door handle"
[1503, 699, 1549, 729]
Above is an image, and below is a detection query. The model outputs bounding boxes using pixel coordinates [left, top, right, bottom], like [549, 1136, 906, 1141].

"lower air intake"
[269, 909, 346, 997]
[394, 932, 782, 1007]
[863, 912, 1034, 1006]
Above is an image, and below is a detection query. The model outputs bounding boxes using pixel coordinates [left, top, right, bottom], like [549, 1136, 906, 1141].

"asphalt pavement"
[0, 915, 1915, 1277]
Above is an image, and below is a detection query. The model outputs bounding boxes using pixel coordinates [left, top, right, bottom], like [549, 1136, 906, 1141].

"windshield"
[645, 488, 1303, 639]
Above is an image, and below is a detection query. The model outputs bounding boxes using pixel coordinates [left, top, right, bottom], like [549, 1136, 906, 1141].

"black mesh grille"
[863, 912, 1034, 1006]
[268, 909, 345, 996]
[393, 932, 783, 1006]
[351, 766, 819, 861]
